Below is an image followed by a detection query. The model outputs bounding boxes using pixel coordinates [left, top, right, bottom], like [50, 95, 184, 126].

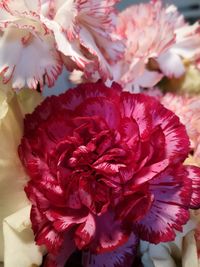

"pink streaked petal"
[31, 205, 47, 234]
[1, 0, 41, 19]
[185, 165, 200, 209]
[82, 233, 138, 267]
[39, 180, 66, 207]
[134, 166, 191, 243]
[93, 161, 126, 175]
[150, 166, 192, 207]
[151, 97, 190, 162]
[115, 0, 176, 89]
[53, 0, 77, 33]
[89, 212, 129, 253]
[79, 176, 110, 214]
[79, 27, 113, 80]
[57, 81, 121, 111]
[77, 0, 124, 62]
[75, 97, 121, 129]
[157, 51, 185, 78]
[148, 125, 166, 162]
[116, 185, 153, 222]
[134, 159, 169, 185]
[172, 22, 200, 60]
[25, 183, 50, 209]
[45, 209, 88, 232]
[120, 117, 139, 143]
[120, 93, 153, 140]
[36, 224, 63, 254]
[75, 213, 96, 249]
[41, 18, 90, 70]
[135, 202, 189, 244]
[44, 232, 76, 267]
[18, 138, 49, 179]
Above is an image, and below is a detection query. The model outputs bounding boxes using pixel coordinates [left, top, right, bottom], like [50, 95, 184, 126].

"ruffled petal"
[35, 224, 63, 254]
[172, 22, 200, 60]
[82, 233, 138, 267]
[75, 97, 121, 129]
[44, 232, 76, 267]
[120, 93, 153, 140]
[57, 81, 121, 111]
[157, 51, 185, 78]
[151, 96, 190, 162]
[185, 165, 200, 209]
[134, 166, 191, 243]
[75, 213, 96, 249]
[89, 212, 129, 253]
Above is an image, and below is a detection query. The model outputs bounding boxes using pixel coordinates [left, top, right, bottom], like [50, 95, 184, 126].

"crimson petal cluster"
[19, 82, 200, 267]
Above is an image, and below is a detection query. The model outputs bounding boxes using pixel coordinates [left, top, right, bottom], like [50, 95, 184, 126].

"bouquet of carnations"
[0, 0, 200, 266]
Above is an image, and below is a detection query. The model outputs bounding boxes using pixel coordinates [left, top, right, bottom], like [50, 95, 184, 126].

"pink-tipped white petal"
[0, 28, 62, 89]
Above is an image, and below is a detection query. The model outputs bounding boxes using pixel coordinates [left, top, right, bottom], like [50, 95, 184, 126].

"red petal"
[119, 117, 140, 149]
[120, 93, 153, 140]
[88, 212, 129, 253]
[45, 209, 88, 232]
[30, 205, 47, 234]
[151, 97, 190, 162]
[57, 81, 121, 110]
[36, 224, 63, 254]
[44, 232, 76, 267]
[186, 165, 200, 209]
[75, 97, 121, 129]
[134, 166, 191, 243]
[75, 213, 96, 249]
[25, 183, 49, 209]
[133, 159, 169, 185]
[116, 184, 153, 222]
[120, 93, 190, 162]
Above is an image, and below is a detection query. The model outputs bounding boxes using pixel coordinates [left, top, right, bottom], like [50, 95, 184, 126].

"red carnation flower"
[19, 82, 200, 267]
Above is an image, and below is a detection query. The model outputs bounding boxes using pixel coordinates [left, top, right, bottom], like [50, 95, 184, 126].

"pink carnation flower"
[19, 82, 200, 267]
[108, 0, 200, 91]
[0, 0, 123, 89]
[161, 93, 200, 160]
[112, 0, 174, 91]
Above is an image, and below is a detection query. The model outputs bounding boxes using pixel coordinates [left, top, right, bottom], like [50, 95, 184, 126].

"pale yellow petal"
[0, 85, 43, 261]
[182, 231, 198, 267]
[3, 206, 44, 267]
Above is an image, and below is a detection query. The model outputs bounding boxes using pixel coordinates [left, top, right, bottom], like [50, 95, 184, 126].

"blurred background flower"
[0, 83, 43, 266]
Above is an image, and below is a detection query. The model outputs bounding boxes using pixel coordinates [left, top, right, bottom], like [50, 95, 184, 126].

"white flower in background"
[157, 5, 200, 79]
[140, 220, 199, 267]
[0, 0, 123, 90]
[113, 0, 175, 91]
[70, 0, 199, 92]
[40, 0, 124, 80]
[0, 0, 63, 90]
[0, 83, 43, 266]
[115, 0, 200, 92]
[3, 206, 44, 267]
